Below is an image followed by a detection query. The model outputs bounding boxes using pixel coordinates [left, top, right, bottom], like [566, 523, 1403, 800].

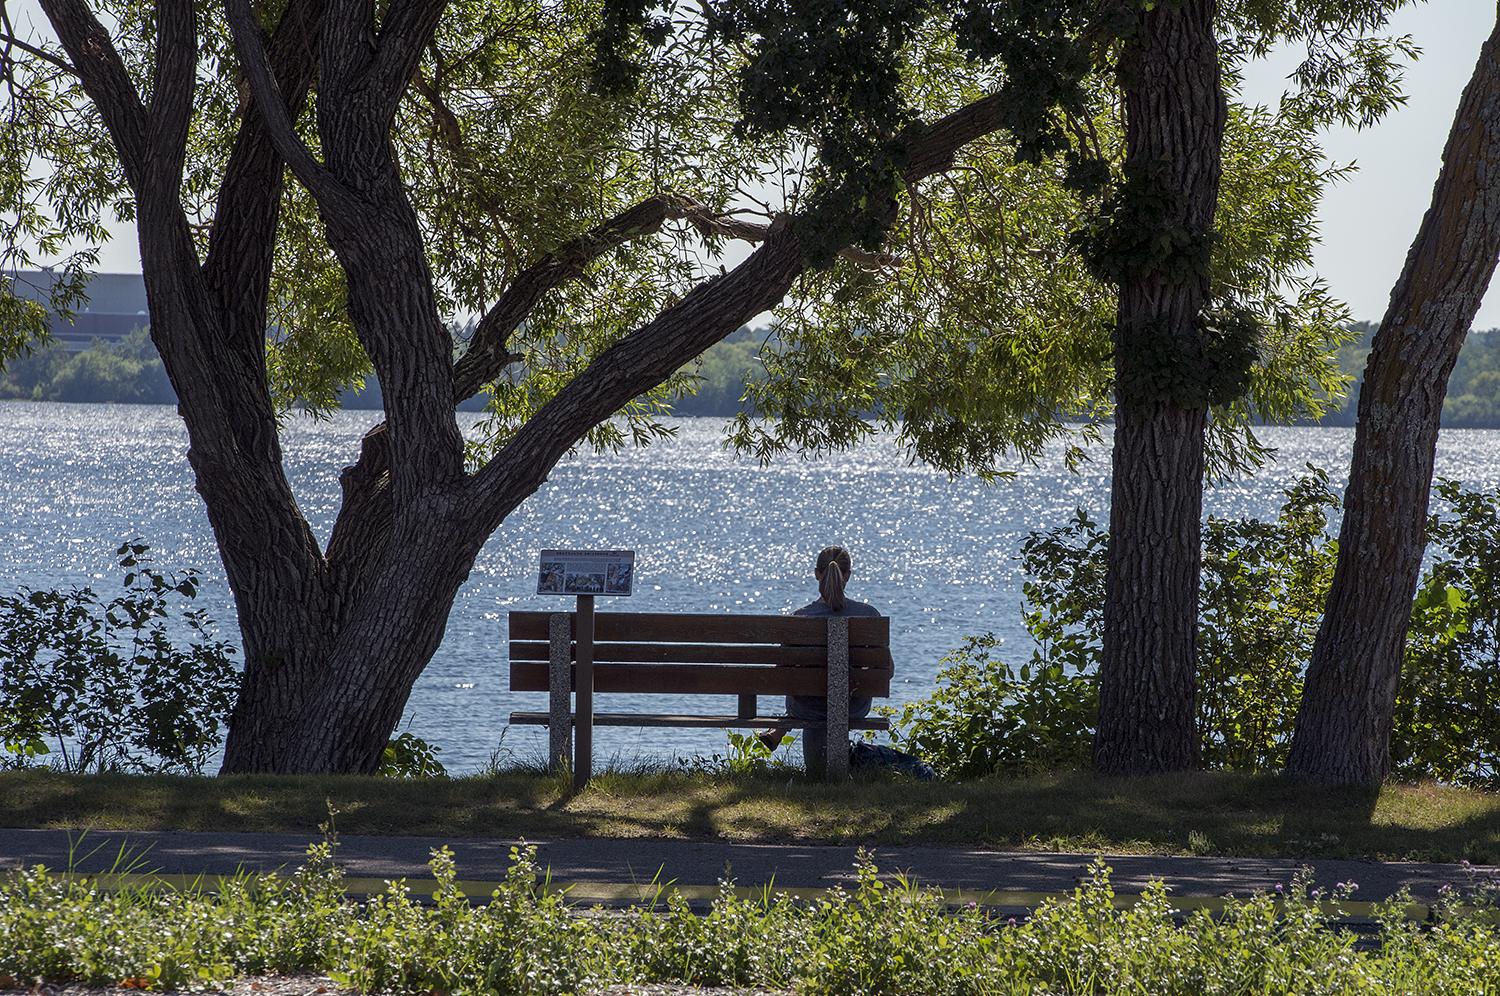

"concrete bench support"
[547, 611, 571, 772]
[825, 616, 850, 780]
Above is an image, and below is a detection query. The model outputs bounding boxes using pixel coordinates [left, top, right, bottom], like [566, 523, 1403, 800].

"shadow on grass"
[1, 767, 1495, 863]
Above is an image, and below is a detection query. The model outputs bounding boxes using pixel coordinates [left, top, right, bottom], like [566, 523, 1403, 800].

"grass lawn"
[2, 768, 1496, 864]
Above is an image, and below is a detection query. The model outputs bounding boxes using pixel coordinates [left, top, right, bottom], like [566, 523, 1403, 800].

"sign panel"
[537, 549, 635, 596]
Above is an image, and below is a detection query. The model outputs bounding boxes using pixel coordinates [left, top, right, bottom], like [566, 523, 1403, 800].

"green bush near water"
[892, 473, 1500, 785]
[2, 836, 1498, 994]
[1, 544, 436, 780]
[0, 542, 239, 774]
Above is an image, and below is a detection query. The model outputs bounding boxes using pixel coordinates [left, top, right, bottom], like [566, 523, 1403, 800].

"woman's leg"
[786, 695, 827, 775]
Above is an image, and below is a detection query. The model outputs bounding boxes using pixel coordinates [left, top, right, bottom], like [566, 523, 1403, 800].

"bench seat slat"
[509, 711, 890, 730]
[509, 661, 892, 697]
[508, 611, 888, 646]
[509, 640, 894, 670]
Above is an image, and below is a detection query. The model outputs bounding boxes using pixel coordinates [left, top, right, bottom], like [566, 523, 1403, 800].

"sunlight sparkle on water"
[5, 401, 1499, 771]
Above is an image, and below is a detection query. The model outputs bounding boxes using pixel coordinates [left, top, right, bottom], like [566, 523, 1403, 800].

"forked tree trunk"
[1094, 0, 1226, 775]
[1287, 14, 1500, 786]
[221, 513, 484, 773]
[43, 0, 1043, 775]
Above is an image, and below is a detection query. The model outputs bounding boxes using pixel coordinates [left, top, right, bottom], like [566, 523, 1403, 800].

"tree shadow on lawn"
[1, 768, 1495, 864]
[897, 771, 1499, 864]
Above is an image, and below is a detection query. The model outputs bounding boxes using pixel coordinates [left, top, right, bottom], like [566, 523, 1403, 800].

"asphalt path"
[1, 828, 1494, 903]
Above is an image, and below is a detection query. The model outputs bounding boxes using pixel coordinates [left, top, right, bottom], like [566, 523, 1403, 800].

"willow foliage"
[2, 0, 1418, 475]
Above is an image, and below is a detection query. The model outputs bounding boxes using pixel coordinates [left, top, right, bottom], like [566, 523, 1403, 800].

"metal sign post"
[534, 549, 633, 789]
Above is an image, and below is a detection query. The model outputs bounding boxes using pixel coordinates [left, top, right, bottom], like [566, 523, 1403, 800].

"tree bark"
[1094, 0, 1226, 774]
[42, 0, 1224, 775]
[41, 0, 343, 768]
[1287, 12, 1500, 787]
[213, 0, 1023, 773]
[222, 511, 485, 773]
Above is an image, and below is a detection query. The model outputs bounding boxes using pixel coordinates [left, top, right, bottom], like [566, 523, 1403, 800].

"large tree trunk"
[45, 0, 1033, 775]
[221, 512, 485, 774]
[1097, 404, 1209, 772]
[1094, 0, 1226, 774]
[1286, 14, 1500, 787]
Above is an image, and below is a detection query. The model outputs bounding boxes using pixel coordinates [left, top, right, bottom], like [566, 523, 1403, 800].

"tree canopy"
[0, 0, 1429, 773]
[3, 1, 1416, 470]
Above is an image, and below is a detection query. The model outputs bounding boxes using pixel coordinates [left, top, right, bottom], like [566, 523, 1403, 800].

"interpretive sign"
[537, 549, 635, 597]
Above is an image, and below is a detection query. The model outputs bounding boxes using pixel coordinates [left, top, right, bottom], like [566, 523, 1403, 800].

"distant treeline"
[0, 328, 174, 404]
[1320, 321, 1500, 427]
[9, 321, 1500, 426]
[0, 324, 771, 414]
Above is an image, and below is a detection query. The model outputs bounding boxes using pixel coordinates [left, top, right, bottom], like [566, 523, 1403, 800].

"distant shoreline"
[12, 320, 1500, 426]
[7, 397, 1500, 430]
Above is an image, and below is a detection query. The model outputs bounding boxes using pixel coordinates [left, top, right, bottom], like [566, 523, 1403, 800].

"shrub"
[1196, 471, 1338, 769]
[680, 730, 797, 776]
[891, 477, 1335, 777]
[378, 732, 448, 779]
[1394, 479, 1500, 786]
[0, 541, 238, 774]
[888, 634, 1097, 778]
[2, 843, 1498, 994]
[894, 472, 1500, 785]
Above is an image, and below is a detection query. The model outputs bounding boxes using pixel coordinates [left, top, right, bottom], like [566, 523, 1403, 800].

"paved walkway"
[1, 828, 1494, 903]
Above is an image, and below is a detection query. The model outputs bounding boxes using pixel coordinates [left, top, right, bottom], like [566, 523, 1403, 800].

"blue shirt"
[792, 598, 883, 618]
[787, 598, 883, 714]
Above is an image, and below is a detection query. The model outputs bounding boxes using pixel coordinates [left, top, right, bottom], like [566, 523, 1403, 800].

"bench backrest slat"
[509, 640, 893, 670]
[508, 611, 888, 646]
[510, 662, 892, 697]
[506, 611, 893, 699]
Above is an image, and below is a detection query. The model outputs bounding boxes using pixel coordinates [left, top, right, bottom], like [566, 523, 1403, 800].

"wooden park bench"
[508, 609, 893, 784]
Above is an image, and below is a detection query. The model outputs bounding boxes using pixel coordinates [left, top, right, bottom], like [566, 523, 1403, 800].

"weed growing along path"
[2, 769, 1496, 864]
[2, 842, 1498, 994]
[1, 826, 1492, 910]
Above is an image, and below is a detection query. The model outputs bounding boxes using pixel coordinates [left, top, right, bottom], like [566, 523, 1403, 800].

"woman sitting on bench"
[758, 545, 880, 775]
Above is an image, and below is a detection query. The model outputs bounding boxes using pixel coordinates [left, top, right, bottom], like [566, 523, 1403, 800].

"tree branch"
[902, 92, 1006, 179]
[43, 0, 330, 679]
[466, 91, 1010, 524]
[202, 0, 327, 437]
[39, 0, 149, 186]
[372, 0, 449, 116]
[453, 193, 694, 400]
[0, 28, 75, 75]
[673, 203, 901, 269]
[146, 0, 197, 187]
[226, 0, 345, 206]
[317, 0, 374, 96]
[453, 193, 899, 400]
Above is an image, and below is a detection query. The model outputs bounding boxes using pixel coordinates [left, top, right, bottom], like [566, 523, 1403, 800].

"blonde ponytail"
[815, 545, 853, 612]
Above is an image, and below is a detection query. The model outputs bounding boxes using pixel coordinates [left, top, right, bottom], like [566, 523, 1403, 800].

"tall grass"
[2, 832, 1498, 994]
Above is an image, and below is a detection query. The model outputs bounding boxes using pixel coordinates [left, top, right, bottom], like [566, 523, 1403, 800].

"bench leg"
[573, 595, 596, 790]
[738, 693, 757, 723]
[826, 617, 850, 780]
[548, 612, 571, 773]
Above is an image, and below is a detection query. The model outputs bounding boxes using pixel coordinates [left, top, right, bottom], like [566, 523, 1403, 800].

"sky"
[1238, 2, 1499, 326]
[16, 1, 1500, 327]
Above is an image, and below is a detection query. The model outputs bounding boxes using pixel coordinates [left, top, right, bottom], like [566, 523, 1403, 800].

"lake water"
[6, 400, 1500, 772]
